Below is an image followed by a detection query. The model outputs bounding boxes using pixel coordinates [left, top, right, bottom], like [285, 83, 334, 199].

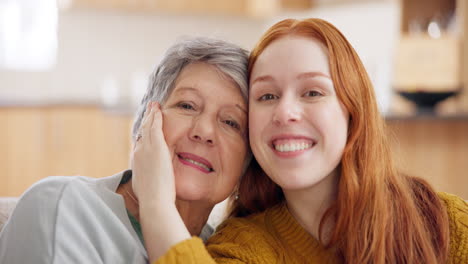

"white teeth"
[182, 158, 211, 171]
[274, 142, 313, 152]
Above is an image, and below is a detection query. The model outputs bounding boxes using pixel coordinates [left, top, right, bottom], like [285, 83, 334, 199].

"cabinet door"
[45, 106, 96, 177]
[45, 106, 132, 181]
[83, 108, 133, 178]
[388, 120, 468, 199]
[0, 106, 133, 196]
[0, 108, 48, 196]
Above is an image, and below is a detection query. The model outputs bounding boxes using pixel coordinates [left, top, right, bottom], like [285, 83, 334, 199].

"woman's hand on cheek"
[132, 101, 191, 262]
[132, 101, 176, 208]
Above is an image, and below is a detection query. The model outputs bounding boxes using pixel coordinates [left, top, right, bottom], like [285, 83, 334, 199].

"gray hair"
[132, 36, 249, 140]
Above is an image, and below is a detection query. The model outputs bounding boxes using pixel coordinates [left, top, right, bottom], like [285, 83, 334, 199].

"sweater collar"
[268, 202, 338, 262]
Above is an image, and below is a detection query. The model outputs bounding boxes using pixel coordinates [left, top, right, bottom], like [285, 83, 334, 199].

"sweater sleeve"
[439, 192, 468, 264]
[155, 217, 278, 264]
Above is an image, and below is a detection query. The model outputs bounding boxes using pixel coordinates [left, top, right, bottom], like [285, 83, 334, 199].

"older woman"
[0, 36, 249, 263]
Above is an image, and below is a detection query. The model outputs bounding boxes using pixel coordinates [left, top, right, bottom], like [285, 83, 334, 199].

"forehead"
[171, 63, 246, 107]
[251, 36, 330, 79]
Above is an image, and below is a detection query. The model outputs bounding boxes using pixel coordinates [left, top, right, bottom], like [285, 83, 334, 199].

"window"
[0, 0, 58, 71]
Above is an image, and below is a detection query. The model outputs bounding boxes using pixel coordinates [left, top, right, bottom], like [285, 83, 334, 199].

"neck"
[175, 199, 213, 236]
[283, 169, 339, 241]
[116, 180, 140, 220]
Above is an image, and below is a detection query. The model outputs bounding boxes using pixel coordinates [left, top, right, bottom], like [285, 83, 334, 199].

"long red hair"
[229, 18, 449, 263]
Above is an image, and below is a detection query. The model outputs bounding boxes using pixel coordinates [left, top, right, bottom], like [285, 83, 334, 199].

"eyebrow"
[297, 71, 331, 80]
[236, 104, 247, 114]
[176, 86, 247, 113]
[250, 75, 274, 86]
[174, 86, 199, 94]
[251, 71, 331, 86]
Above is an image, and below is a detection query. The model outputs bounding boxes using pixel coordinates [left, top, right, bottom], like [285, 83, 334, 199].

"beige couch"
[0, 197, 18, 231]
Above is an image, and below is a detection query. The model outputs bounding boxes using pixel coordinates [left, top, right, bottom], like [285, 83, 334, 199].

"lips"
[177, 152, 214, 173]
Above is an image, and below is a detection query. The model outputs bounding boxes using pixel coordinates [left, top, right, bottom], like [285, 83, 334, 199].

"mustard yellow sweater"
[156, 193, 467, 264]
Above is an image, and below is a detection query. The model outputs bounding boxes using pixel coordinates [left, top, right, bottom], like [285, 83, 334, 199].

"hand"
[132, 102, 191, 262]
[132, 101, 176, 208]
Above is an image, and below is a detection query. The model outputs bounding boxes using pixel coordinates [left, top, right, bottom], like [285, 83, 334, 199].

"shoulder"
[206, 206, 283, 262]
[5, 175, 101, 229]
[438, 192, 467, 224]
[0, 176, 78, 262]
[19, 176, 97, 204]
[210, 207, 276, 243]
[437, 192, 468, 263]
[15, 176, 76, 210]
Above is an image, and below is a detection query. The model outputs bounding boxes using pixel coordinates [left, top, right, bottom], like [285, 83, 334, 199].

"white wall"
[0, 10, 265, 105]
[0, 1, 399, 114]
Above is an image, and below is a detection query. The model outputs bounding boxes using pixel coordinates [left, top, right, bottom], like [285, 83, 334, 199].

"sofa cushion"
[0, 197, 18, 231]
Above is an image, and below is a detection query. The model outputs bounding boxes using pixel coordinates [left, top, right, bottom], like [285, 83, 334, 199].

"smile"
[274, 142, 313, 152]
[177, 152, 214, 173]
[271, 137, 316, 156]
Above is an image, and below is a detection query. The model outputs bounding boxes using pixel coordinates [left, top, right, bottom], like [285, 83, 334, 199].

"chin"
[175, 182, 211, 202]
[271, 170, 328, 191]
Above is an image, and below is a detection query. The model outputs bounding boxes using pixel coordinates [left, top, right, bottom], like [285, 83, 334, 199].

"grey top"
[0, 171, 214, 263]
[0, 171, 148, 263]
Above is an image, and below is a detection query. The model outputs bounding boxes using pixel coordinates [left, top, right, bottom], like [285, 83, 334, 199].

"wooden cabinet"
[0, 106, 132, 196]
[0, 108, 48, 196]
[387, 119, 468, 199]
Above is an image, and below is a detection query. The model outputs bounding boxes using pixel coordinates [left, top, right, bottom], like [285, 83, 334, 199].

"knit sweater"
[155, 193, 468, 264]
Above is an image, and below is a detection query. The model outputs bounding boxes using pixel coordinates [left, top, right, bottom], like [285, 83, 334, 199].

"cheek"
[317, 104, 349, 149]
[334, 103, 350, 142]
[162, 114, 186, 151]
[221, 138, 248, 177]
[248, 106, 269, 145]
[306, 101, 349, 132]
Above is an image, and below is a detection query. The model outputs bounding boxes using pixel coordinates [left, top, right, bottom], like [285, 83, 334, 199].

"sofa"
[0, 197, 18, 231]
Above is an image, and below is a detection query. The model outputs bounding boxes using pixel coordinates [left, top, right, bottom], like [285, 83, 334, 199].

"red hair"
[229, 18, 449, 263]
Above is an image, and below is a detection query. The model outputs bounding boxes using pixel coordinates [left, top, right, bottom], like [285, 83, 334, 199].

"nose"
[272, 95, 301, 125]
[189, 115, 215, 145]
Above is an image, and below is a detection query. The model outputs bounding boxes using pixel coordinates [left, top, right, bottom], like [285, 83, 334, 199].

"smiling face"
[162, 62, 248, 204]
[249, 36, 349, 193]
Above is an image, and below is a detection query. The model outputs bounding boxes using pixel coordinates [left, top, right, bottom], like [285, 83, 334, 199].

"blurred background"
[0, 0, 467, 199]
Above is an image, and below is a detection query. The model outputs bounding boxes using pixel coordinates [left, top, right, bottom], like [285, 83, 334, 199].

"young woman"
[138, 18, 468, 264]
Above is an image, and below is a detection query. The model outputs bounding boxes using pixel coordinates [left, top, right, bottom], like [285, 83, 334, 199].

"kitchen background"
[1, 0, 467, 211]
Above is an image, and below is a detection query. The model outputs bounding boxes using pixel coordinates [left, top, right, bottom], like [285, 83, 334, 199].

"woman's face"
[249, 36, 349, 193]
[162, 62, 248, 204]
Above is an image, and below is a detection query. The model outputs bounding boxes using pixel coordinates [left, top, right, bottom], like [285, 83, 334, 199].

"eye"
[303, 90, 322, 97]
[258, 93, 278, 101]
[223, 119, 240, 130]
[177, 102, 196, 110]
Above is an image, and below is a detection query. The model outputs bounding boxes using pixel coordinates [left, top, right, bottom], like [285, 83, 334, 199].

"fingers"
[135, 101, 165, 150]
[150, 102, 164, 141]
[138, 102, 157, 145]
